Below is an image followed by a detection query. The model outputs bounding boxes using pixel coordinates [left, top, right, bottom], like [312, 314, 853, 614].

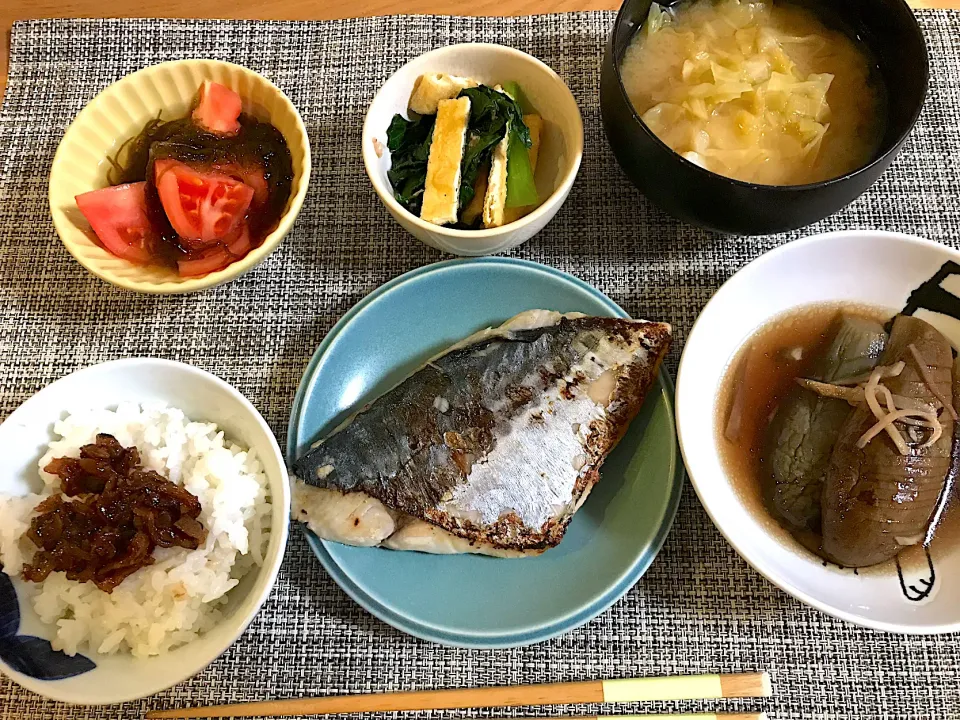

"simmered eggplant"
[822, 315, 956, 567]
[764, 315, 887, 532]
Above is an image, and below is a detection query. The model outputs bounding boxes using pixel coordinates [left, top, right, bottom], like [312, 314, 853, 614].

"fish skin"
[822, 315, 955, 567]
[292, 312, 671, 553]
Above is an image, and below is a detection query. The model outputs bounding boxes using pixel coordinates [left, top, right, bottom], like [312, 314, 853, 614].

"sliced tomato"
[177, 248, 231, 277]
[75, 182, 159, 264]
[226, 222, 252, 256]
[154, 159, 254, 249]
[177, 223, 252, 277]
[192, 81, 242, 135]
[214, 162, 269, 206]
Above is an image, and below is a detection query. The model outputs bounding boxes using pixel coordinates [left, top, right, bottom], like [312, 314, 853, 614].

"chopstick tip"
[718, 671, 772, 699]
[760, 671, 772, 697]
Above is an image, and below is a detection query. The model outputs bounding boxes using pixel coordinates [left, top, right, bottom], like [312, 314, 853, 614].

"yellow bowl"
[49, 59, 311, 294]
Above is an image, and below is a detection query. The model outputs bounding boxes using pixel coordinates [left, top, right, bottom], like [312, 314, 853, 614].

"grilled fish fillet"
[292, 310, 671, 556]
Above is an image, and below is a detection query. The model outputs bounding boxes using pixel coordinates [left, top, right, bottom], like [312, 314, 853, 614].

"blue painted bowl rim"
[286, 257, 684, 648]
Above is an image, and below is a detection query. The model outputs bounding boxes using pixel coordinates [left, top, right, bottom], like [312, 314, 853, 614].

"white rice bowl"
[0, 401, 272, 658]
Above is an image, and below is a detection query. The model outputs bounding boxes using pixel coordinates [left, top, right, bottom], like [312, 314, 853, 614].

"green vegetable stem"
[384, 83, 537, 220]
[501, 81, 536, 115]
[457, 85, 532, 211]
[505, 133, 538, 208]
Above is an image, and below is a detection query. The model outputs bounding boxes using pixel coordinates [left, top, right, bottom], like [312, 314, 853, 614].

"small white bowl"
[362, 43, 584, 256]
[49, 59, 311, 294]
[0, 359, 290, 703]
[677, 230, 960, 634]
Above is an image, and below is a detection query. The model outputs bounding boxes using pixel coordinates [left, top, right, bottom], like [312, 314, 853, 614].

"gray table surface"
[1, 11, 959, 719]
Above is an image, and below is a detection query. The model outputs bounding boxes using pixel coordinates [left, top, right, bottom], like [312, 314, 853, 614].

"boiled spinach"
[386, 113, 435, 215]
[457, 86, 531, 210]
[384, 85, 532, 220]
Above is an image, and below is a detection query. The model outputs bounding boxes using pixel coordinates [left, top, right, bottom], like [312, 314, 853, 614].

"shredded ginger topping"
[908, 343, 959, 421]
[797, 359, 949, 456]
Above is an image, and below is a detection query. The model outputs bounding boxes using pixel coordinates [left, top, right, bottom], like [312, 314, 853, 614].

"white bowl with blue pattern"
[0, 359, 289, 703]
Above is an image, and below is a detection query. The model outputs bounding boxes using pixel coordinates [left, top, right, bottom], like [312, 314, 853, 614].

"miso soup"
[620, 0, 884, 185]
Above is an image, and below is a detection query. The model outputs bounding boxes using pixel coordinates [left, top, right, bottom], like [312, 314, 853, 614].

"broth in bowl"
[676, 231, 960, 631]
[717, 301, 960, 572]
[620, 0, 884, 185]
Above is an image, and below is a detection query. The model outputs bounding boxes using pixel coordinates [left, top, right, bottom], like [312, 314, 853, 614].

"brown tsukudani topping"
[21, 434, 207, 593]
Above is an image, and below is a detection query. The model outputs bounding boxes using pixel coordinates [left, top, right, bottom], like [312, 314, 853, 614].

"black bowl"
[599, 0, 929, 235]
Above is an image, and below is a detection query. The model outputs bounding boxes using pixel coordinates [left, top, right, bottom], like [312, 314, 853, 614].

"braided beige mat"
[0, 12, 959, 719]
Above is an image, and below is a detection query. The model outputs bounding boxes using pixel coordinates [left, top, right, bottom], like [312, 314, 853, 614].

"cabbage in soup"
[620, 0, 884, 185]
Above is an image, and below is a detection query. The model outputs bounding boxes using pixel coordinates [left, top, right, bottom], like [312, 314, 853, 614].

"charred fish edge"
[419, 319, 672, 551]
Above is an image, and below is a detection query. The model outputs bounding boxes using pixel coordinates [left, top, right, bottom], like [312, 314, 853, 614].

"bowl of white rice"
[0, 358, 289, 704]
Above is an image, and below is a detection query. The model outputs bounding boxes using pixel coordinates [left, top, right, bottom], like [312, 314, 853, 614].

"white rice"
[0, 402, 272, 658]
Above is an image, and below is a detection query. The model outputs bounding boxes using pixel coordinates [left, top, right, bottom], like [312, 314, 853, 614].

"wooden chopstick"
[526, 716, 768, 720]
[539, 716, 767, 720]
[146, 672, 772, 719]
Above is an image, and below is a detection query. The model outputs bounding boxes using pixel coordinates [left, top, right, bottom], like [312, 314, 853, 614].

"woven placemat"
[1, 11, 959, 719]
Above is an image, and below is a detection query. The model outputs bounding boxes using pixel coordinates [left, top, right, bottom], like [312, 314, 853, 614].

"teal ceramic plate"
[288, 258, 682, 647]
